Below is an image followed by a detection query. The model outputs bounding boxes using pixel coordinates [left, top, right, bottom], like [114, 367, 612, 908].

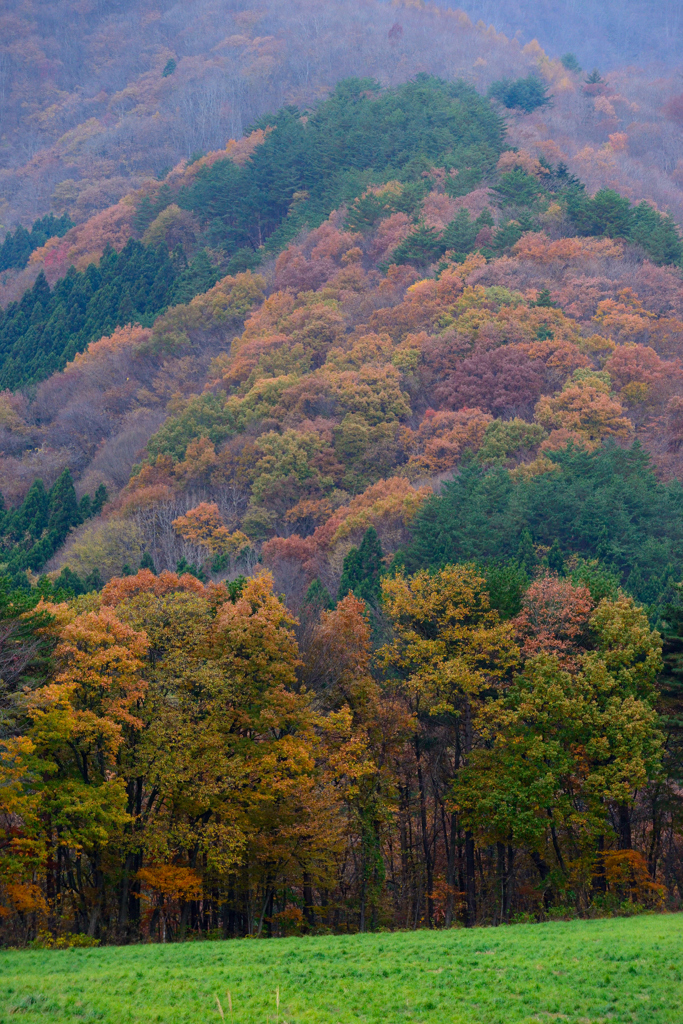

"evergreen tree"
[532, 288, 558, 308]
[488, 76, 551, 113]
[139, 551, 156, 574]
[0, 215, 73, 273]
[560, 53, 582, 73]
[657, 599, 683, 804]
[171, 249, 220, 304]
[79, 494, 92, 520]
[338, 527, 384, 605]
[401, 442, 683, 612]
[0, 243, 179, 389]
[14, 479, 49, 540]
[516, 528, 537, 575]
[54, 566, 85, 596]
[546, 539, 565, 575]
[47, 470, 81, 543]
[483, 560, 529, 619]
[84, 568, 103, 591]
[132, 195, 156, 236]
[176, 556, 207, 582]
[630, 204, 683, 266]
[227, 575, 247, 601]
[305, 578, 334, 611]
[388, 224, 443, 267]
[91, 484, 108, 516]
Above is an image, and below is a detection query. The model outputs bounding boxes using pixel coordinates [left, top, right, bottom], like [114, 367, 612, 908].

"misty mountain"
[446, 0, 683, 69]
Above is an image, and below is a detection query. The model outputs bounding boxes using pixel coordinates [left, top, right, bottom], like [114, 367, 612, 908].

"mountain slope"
[2, 14, 683, 949]
[2, 0, 683, 244]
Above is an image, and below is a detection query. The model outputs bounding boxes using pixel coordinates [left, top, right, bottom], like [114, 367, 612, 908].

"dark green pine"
[47, 469, 81, 544]
[339, 526, 384, 606]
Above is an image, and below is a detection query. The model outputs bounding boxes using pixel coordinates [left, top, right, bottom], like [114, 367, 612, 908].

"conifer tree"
[338, 527, 384, 605]
[139, 551, 156, 574]
[47, 470, 81, 544]
[546, 539, 565, 575]
[516, 528, 537, 576]
[16, 480, 50, 540]
[91, 484, 108, 516]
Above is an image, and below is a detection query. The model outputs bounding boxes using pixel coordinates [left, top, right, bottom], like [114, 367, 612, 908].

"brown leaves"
[100, 568, 207, 606]
[434, 345, 548, 419]
[274, 217, 361, 294]
[402, 407, 492, 477]
[513, 232, 623, 264]
[513, 574, 594, 668]
[26, 606, 149, 765]
[303, 594, 373, 707]
[137, 864, 203, 903]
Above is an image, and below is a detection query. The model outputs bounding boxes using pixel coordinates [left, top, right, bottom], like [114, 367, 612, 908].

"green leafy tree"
[454, 595, 663, 894]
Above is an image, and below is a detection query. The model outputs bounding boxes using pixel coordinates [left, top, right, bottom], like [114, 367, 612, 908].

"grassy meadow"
[1, 915, 682, 1024]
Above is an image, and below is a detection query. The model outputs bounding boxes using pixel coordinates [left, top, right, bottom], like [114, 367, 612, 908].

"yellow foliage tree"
[535, 369, 632, 448]
[172, 502, 250, 555]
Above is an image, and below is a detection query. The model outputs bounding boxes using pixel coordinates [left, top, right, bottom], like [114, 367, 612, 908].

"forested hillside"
[2, 0, 683, 248]
[1, 2, 683, 947]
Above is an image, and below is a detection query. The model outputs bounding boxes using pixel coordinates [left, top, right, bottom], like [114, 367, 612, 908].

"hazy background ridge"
[441, 0, 683, 69]
[1, 0, 682, 239]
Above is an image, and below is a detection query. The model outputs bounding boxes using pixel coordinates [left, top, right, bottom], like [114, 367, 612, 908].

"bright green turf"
[1, 915, 682, 1024]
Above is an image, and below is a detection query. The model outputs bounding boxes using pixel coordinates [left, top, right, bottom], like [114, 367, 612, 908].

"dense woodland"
[1, 7, 683, 946]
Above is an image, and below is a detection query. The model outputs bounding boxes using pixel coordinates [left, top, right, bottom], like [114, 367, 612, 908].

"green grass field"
[1, 915, 682, 1024]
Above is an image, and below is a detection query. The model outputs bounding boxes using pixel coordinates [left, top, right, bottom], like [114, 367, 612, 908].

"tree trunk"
[88, 851, 104, 939]
[504, 845, 515, 921]
[359, 874, 366, 934]
[593, 834, 607, 893]
[257, 887, 272, 937]
[415, 736, 434, 927]
[303, 870, 315, 929]
[179, 900, 191, 940]
[618, 804, 632, 850]
[531, 850, 551, 910]
[45, 828, 57, 936]
[465, 830, 476, 927]
[266, 888, 274, 937]
[531, 851, 549, 881]
[495, 842, 506, 926]
[118, 852, 135, 938]
[444, 811, 457, 928]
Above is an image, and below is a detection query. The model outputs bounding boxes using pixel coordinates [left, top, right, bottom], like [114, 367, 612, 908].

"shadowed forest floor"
[1, 914, 682, 1024]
